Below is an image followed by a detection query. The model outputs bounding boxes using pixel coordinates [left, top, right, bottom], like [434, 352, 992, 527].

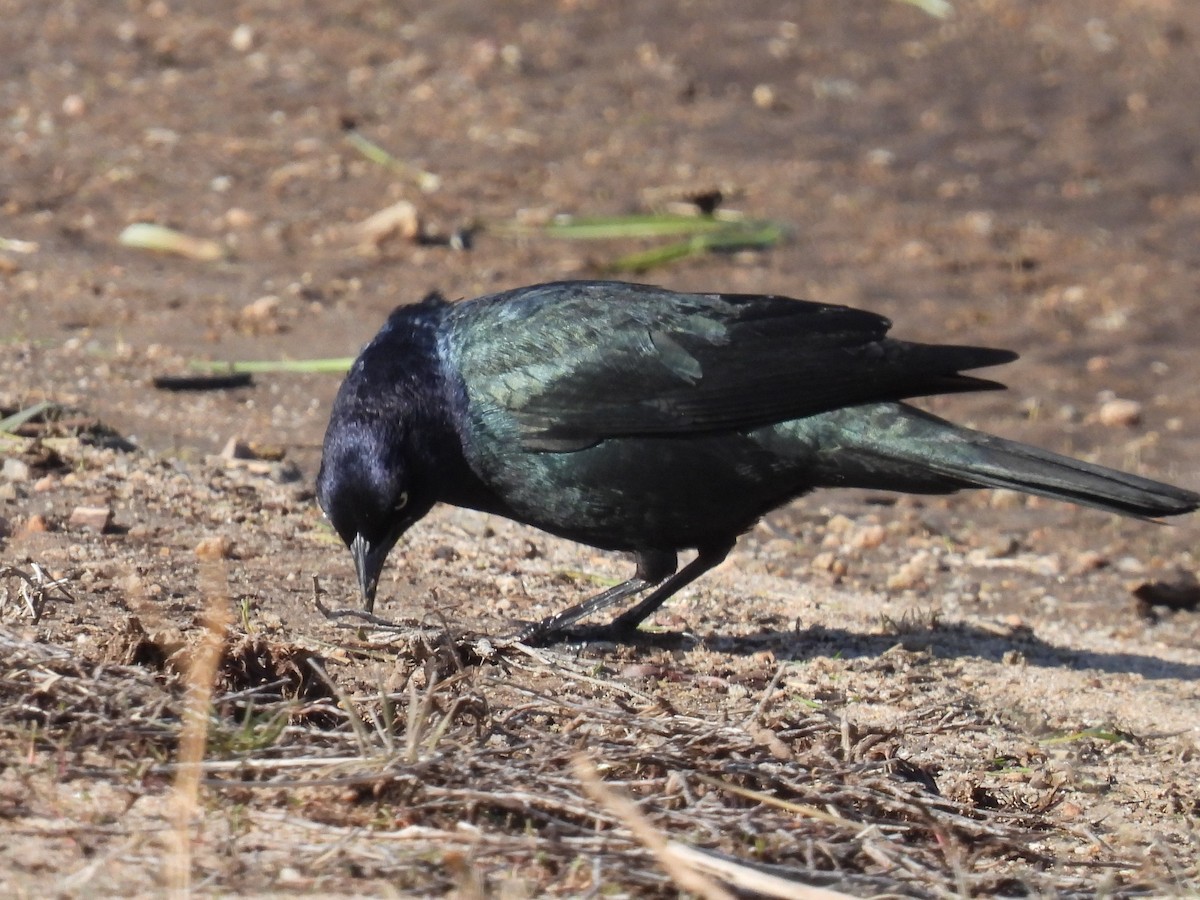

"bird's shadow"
[583, 619, 1200, 682]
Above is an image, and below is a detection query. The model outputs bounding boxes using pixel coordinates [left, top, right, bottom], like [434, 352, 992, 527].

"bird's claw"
[514, 616, 666, 647]
[513, 609, 619, 646]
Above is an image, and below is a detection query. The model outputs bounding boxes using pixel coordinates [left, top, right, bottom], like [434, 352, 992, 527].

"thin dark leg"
[516, 550, 677, 643]
[518, 542, 736, 645]
[605, 541, 734, 634]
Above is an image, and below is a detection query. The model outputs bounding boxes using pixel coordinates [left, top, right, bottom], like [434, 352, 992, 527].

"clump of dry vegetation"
[3, 605, 1191, 897]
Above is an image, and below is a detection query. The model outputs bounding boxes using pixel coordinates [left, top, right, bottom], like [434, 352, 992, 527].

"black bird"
[316, 280, 1198, 642]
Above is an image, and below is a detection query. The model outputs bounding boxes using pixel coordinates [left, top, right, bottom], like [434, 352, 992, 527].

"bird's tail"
[811, 403, 1199, 519]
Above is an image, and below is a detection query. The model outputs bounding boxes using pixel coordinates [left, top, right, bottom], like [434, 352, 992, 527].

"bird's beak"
[350, 532, 383, 613]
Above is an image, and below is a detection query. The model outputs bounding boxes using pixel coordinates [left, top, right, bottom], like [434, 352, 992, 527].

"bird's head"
[316, 423, 433, 613]
[316, 294, 454, 611]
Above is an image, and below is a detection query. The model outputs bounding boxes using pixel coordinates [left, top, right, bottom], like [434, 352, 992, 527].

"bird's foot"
[514, 617, 691, 648]
[314, 601, 405, 629]
[514, 622, 631, 647]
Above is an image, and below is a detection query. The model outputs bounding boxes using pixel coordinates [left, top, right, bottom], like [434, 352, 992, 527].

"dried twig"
[666, 842, 861, 900]
[574, 753, 735, 900]
[0, 563, 75, 623]
[165, 562, 234, 896]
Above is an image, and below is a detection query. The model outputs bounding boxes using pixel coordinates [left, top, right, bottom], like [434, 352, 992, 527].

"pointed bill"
[350, 532, 380, 612]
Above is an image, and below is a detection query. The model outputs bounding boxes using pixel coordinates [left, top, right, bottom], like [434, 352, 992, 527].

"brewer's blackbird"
[316, 280, 1198, 642]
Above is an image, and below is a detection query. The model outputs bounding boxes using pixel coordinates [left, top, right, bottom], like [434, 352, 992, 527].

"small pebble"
[237, 295, 282, 334]
[220, 436, 255, 460]
[811, 551, 836, 572]
[1071, 550, 1108, 574]
[20, 514, 49, 534]
[230, 23, 255, 52]
[2, 458, 31, 482]
[62, 94, 86, 117]
[988, 489, 1021, 510]
[1097, 397, 1142, 427]
[824, 513, 853, 535]
[69, 505, 113, 532]
[887, 551, 933, 591]
[431, 545, 459, 562]
[224, 207, 256, 229]
[752, 83, 776, 109]
[275, 867, 305, 887]
[849, 524, 886, 550]
[1115, 556, 1145, 575]
[195, 534, 235, 559]
[358, 200, 421, 246]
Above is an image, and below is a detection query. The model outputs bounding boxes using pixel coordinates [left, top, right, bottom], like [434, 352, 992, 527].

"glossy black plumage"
[316, 280, 1199, 642]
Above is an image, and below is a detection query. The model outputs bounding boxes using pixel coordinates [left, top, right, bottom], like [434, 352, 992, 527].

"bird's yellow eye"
[395, 491, 409, 510]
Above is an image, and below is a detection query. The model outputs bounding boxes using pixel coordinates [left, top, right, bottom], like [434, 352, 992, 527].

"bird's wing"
[448, 281, 1016, 451]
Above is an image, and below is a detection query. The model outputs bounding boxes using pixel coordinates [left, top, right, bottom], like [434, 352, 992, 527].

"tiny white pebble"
[276, 867, 304, 885]
[230, 24, 255, 52]
[1115, 556, 1144, 574]
[1097, 397, 1142, 428]
[752, 83, 776, 109]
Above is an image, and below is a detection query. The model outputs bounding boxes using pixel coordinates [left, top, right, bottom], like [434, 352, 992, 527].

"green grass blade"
[343, 130, 441, 193]
[189, 358, 355, 375]
[604, 221, 787, 272]
[547, 214, 735, 240]
[1041, 727, 1132, 745]
[894, 0, 953, 18]
[700, 220, 788, 250]
[0, 401, 56, 433]
[495, 214, 735, 241]
[604, 237, 711, 273]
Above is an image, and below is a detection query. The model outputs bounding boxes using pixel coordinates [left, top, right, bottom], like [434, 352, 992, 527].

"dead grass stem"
[165, 562, 233, 897]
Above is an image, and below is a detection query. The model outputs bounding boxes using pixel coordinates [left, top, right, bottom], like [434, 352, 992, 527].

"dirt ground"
[3, 1, 1200, 896]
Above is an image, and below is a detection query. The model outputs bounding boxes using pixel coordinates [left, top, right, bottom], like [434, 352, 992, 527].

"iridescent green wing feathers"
[448, 281, 1016, 451]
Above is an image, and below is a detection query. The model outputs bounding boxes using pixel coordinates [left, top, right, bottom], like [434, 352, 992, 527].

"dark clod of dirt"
[1133, 574, 1200, 621]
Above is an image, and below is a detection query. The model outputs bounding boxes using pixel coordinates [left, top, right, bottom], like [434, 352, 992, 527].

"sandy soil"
[2, 1, 1199, 896]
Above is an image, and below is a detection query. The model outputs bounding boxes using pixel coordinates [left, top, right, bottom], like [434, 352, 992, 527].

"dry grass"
[165, 562, 234, 896]
[2, 614, 1181, 898]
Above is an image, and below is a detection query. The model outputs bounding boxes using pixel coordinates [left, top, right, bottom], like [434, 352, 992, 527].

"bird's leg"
[516, 550, 676, 643]
[604, 540, 734, 635]
[518, 542, 737, 644]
